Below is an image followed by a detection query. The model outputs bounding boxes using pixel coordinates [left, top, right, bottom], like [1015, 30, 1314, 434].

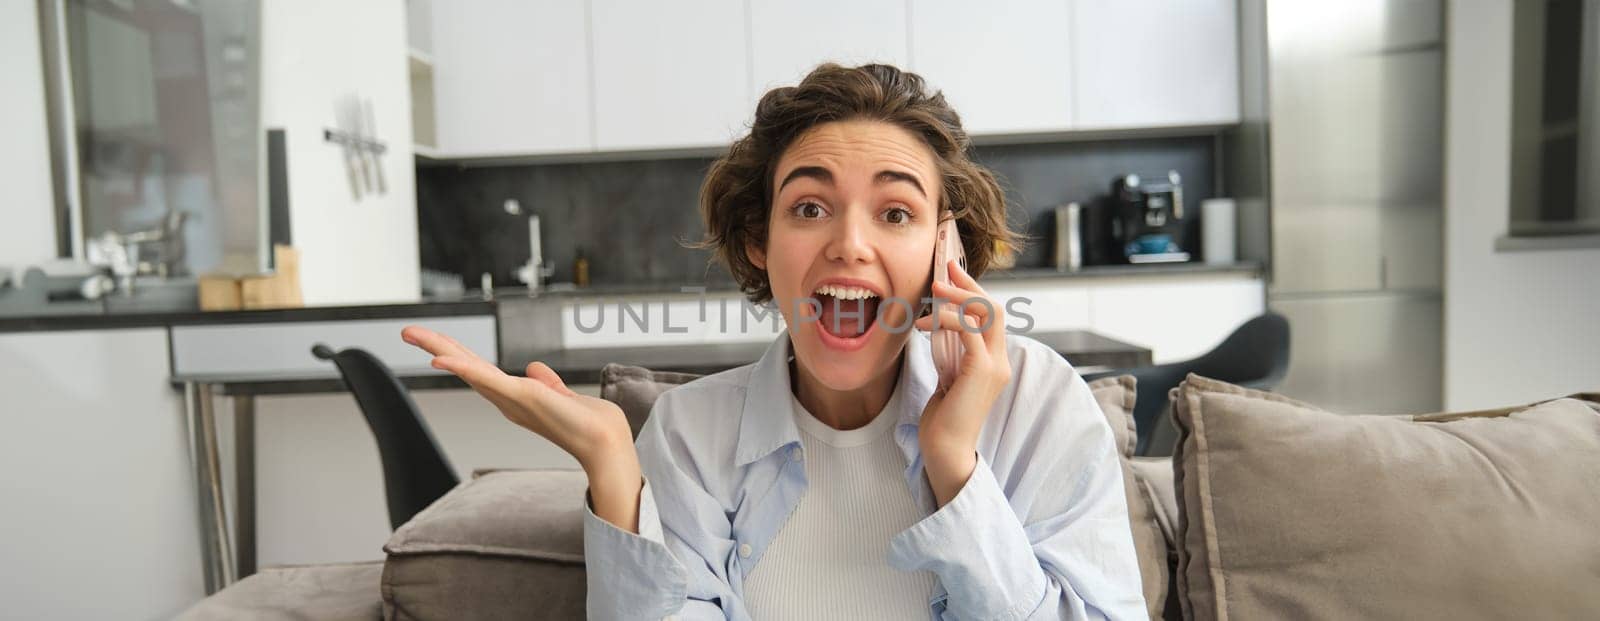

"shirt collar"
[735, 329, 939, 466]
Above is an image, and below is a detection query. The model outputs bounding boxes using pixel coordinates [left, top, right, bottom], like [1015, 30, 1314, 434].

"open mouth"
[811, 283, 882, 349]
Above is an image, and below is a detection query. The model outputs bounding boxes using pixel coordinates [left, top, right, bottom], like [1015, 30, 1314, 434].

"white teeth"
[813, 284, 879, 300]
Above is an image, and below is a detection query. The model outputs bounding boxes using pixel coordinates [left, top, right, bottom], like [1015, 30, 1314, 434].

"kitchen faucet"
[86, 210, 191, 296]
[505, 201, 554, 294]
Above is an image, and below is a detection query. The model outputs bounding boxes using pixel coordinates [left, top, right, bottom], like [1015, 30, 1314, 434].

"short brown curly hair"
[696, 63, 1019, 305]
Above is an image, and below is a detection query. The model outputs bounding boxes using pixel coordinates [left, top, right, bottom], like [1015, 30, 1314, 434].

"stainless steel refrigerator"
[1237, 0, 1445, 413]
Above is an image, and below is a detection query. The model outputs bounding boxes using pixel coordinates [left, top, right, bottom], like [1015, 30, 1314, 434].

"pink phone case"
[931, 219, 965, 388]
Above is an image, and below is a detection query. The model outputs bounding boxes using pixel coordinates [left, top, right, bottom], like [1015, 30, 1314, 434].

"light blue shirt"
[582, 329, 1147, 620]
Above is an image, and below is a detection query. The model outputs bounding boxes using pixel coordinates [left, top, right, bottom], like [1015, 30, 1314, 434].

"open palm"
[400, 325, 633, 469]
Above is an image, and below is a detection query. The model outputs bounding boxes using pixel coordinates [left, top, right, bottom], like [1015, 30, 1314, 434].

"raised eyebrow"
[777, 166, 833, 193]
[875, 170, 926, 197]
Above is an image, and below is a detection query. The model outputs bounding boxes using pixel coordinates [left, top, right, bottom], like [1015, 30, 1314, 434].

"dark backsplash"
[416, 134, 1218, 289]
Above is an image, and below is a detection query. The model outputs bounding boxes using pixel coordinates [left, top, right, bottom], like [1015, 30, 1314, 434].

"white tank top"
[741, 389, 939, 620]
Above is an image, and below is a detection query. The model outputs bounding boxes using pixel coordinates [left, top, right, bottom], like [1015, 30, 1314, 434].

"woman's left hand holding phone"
[400, 325, 645, 533]
[912, 259, 1013, 507]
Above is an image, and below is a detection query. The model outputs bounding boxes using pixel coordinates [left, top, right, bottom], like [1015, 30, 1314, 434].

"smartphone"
[931, 218, 965, 389]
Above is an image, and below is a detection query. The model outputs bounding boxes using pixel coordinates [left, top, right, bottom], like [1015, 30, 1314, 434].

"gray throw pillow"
[599, 363, 701, 439]
[381, 470, 589, 621]
[1170, 374, 1600, 620]
[1088, 374, 1173, 620]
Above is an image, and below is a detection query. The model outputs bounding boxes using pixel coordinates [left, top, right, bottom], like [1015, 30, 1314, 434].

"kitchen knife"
[363, 97, 386, 194]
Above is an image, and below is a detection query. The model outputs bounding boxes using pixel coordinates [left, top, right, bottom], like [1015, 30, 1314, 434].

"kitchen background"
[2, 0, 1599, 618]
[415, 136, 1219, 290]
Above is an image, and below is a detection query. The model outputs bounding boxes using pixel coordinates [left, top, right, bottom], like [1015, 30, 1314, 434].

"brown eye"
[793, 201, 824, 219]
[883, 207, 911, 224]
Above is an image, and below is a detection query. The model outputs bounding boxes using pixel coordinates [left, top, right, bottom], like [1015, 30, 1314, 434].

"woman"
[403, 64, 1145, 620]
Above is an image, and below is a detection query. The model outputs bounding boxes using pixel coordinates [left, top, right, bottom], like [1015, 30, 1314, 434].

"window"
[1509, 0, 1600, 237]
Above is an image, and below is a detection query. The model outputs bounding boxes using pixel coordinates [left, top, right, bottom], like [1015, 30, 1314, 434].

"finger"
[926, 283, 1005, 344]
[525, 361, 576, 397]
[439, 330, 483, 359]
[947, 258, 989, 297]
[913, 307, 996, 377]
[402, 325, 471, 358]
[404, 325, 490, 363]
[913, 305, 950, 332]
[955, 319, 989, 366]
[430, 354, 530, 401]
[915, 306, 989, 338]
[439, 356, 569, 427]
[930, 280, 993, 328]
[914, 306, 958, 332]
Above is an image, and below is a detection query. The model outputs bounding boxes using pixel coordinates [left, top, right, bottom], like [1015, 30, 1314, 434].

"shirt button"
[788, 446, 802, 461]
[738, 543, 753, 558]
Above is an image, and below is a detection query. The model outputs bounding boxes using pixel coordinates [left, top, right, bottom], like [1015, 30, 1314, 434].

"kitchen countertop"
[0, 261, 1260, 333]
[0, 298, 494, 333]
[982, 261, 1262, 282]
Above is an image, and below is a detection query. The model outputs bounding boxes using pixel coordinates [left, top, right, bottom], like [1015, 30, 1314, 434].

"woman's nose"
[824, 211, 873, 264]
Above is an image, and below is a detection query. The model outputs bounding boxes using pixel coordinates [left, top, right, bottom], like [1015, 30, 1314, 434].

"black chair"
[312, 344, 459, 529]
[1083, 312, 1290, 456]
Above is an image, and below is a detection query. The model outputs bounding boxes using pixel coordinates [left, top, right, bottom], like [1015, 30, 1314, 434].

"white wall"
[260, 0, 420, 306]
[1443, 0, 1600, 409]
[0, 329, 203, 620]
[0, 1, 59, 268]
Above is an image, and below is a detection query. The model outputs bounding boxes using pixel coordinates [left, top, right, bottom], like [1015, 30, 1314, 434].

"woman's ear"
[745, 241, 767, 271]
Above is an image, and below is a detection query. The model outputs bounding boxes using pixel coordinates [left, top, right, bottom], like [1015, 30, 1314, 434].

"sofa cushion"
[1088, 375, 1170, 620]
[381, 469, 589, 620]
[1170, 375, 1600, 620]
[600, 363, 702, 439]
[1129, 455, 1182, 620]
[176, 561, 383, 621]
[1128, 456, 1178, 548]
[1092, 375, 1139, 457]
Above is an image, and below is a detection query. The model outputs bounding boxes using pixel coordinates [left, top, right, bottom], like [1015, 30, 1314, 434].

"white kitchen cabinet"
[170, 315, 496, 376]
[749, 0, 909, 99]
[1087, 275, 1264, 363]
[1071, 0, 1240, 129]
[983, 282, 1094, 333]
[423, 0, 1241, 157]
[431, 0, 592, 156]
[909, 0, 1075, 135]
[591, 0, 751, 150]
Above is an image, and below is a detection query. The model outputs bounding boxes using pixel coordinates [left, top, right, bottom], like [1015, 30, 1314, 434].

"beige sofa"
[179, 369, 1600, 620]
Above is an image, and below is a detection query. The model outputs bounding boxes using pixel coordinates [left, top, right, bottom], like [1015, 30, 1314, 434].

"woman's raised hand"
[912, 258, 1014, 507]
[400, 325, 645, 531]
[401, 325, 633, 467]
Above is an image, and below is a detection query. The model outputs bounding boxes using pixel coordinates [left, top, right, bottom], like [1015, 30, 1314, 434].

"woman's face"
[750, 119, 943, 392]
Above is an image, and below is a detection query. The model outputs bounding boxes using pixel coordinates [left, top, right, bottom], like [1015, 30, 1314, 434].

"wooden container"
[240, 245, 304, 309]
[198, 275, 243, 311]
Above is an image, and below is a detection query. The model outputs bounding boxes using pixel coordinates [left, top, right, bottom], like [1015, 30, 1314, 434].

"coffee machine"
[1109, 171, 1190, 264]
